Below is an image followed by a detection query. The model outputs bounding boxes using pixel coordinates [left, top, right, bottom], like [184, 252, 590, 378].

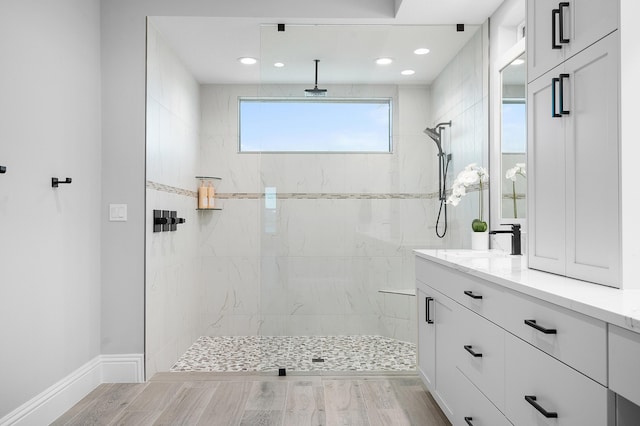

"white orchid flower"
[505, 163, 526, 181]
[447, 163, 489, 226]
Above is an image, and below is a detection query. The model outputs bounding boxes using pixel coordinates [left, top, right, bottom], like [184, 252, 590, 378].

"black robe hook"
[52, 177, 72, 188]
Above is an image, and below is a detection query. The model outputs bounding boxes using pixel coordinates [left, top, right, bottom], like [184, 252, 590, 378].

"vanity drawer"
[505, 334, 611, 426]
[457, 306, 505, 410]
[416, 258, 464, 301]
[501, 289, 607, 384]
[453, 369, 511, 426]
[416, 258, 506, 324]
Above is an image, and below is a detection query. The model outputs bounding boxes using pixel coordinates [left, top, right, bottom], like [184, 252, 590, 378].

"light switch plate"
[109, 204, 127, 222]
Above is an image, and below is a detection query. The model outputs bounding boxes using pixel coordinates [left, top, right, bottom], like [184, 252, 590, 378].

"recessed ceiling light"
[414, 48, 430, 55]
[238, 57, 257, 65]
[274, 62, 285, 68]
[375, 57, 393, 65]
[401, 69, 415, 76]
[511, 58, 525, 66]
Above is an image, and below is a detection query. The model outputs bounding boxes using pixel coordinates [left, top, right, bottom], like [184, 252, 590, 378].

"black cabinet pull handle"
[559, 2, 570, 44]
[464, 417, 474, 426]
[464, 345, 483, 358]
[525, 319, 557, 334]
[525, 395, 558, 418]
[464, 290, 482, 300]
[551, 77, 562, 117]
[559, 73, 570, 115]
[426, 297, 434, 324]
[551, 8, 561, 49]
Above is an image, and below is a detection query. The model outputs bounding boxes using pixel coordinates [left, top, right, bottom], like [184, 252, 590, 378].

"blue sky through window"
[501, 101, 526, 153]
[239, 98, 391, 152]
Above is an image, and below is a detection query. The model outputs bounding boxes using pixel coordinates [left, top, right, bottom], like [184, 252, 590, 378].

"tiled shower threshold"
[170, 335, 416, 374]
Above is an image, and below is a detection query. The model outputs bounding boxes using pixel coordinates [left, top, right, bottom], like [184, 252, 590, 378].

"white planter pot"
[471, 231, 489, 250]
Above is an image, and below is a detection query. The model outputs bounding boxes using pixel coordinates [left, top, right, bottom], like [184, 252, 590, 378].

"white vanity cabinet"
[505, 333, 611, 426]
[416, 281, 460, 420]
[527, 0, 619, 82]
[527, 30, 620, 287]
[415, 255, 613, 426]
[609, 325, 640, 408]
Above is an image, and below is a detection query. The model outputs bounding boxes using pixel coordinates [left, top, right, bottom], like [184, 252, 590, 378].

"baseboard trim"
[101, 353, 145, 383]
[0, 353, 144, 426]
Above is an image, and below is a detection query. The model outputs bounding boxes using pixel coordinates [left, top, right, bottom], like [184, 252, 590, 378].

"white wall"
[429, 25, 489, 249]
[145, 22, 203, 378]
[0, 0, 102, 418]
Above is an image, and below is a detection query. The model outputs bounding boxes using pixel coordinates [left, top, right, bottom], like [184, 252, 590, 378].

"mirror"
[500, 52, 526, 219]
[490, 36, 526, 233]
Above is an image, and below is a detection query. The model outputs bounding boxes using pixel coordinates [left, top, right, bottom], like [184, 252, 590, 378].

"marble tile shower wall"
[198, 84, 444, 344]
[430, 26, 488, 249]
[145, 23, 203, 378]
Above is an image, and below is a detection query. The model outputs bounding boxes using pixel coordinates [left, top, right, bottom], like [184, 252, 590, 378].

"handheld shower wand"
[423, 121, 452, 238]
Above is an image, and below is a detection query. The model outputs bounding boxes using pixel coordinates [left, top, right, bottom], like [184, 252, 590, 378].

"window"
[501, 99, 526, 153]
[239, 98, 392, 153]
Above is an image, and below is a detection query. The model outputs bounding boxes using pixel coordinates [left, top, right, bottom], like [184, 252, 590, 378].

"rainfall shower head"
[305, 59, 327, 97]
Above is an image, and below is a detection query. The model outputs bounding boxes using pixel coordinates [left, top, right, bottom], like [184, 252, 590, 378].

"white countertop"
[414, 249, 640, 334]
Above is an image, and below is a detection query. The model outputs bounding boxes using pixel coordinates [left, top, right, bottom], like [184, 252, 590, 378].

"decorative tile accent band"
[146, 180, 487, 200]
[146, 181, 198, 198]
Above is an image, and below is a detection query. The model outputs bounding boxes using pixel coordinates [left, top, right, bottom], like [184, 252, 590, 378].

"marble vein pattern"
[170, 335, 416, 373]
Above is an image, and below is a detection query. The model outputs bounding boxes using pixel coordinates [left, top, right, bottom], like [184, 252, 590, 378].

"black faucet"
[489, 224, 522, 255]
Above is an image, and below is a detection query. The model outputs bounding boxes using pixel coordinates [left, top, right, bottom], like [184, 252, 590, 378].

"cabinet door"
[434, 293, 460, 422]
[527, 0, 566, 82]
[564, 32, 620, 287]
[417, 287, 436, 391]
[527, 0, 618, 83]
[564, 0, 618, 60]
[527, 64, 567, 276]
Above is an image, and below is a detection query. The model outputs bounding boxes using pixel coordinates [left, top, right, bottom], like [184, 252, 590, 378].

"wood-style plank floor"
[52, 373, 451, 425]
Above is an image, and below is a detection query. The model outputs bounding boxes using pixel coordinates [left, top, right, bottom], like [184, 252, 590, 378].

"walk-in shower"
[424, 121, 452, 238]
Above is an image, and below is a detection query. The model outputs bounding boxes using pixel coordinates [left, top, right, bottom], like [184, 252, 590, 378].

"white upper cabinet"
[527, 0, 621, 287]
[527, 0, 619, 82]
[527, 65, 567, 276]
[564, 33, 620, 286]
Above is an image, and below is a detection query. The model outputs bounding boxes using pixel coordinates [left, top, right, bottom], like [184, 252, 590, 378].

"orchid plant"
[505, 163, 526, 218]
[446, 163, 489, 232]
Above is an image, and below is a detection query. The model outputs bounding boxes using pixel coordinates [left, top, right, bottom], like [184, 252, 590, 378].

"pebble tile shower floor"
[171, 335, 416, 373]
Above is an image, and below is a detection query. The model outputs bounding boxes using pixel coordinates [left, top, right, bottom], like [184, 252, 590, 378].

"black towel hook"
[52, 177, 72, 188]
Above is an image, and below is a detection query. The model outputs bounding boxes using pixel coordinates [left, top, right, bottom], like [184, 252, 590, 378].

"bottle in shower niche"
[207, 181, 216, 208]
[198, 180, 208, 209]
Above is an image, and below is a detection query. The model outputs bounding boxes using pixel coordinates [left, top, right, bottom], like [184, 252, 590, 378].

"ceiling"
[150, 0, 504, 86]
[502, 53, 526, 86]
